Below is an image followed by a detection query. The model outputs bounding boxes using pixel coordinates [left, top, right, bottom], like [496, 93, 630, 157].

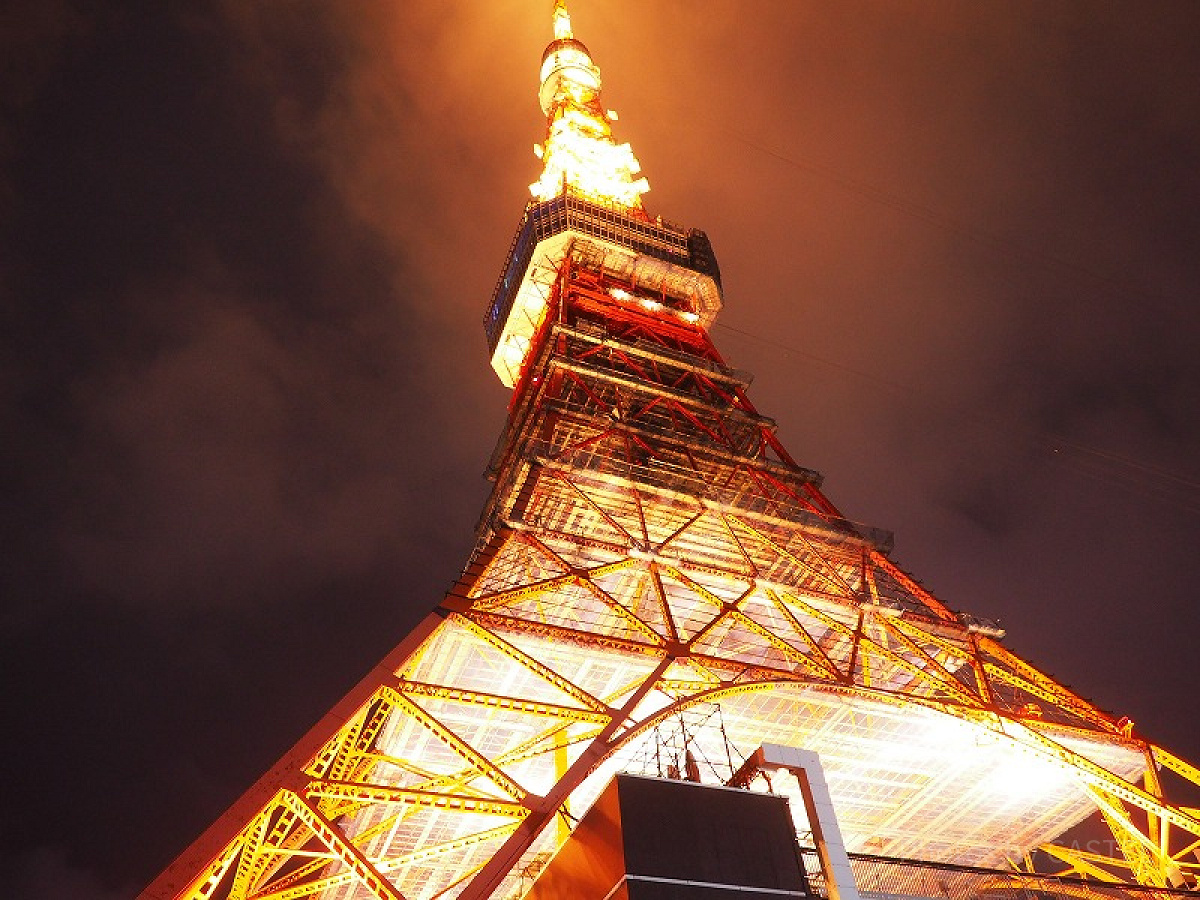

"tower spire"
[140, 7, 1200, 899]
[552, 0, 572, 40]
[531, 0, 649, 210]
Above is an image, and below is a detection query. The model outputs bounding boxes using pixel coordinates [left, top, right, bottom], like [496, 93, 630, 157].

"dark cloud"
[12, 846, 132, 900]
[3, 1, 1198, 893]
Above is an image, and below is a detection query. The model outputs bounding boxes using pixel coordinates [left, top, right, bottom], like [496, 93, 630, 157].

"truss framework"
[143, 248, 1200, 900]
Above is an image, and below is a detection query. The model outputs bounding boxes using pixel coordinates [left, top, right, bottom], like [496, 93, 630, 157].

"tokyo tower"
[142, 4, 1200, 898]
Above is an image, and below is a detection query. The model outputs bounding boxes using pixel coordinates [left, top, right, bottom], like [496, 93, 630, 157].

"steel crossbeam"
[377, 689, 528, 803]
[302, 782, 529, 818]
[450, 614, 612, 712]
[276, 790, 403, 900]
[396, 680, 610, 725]
[142, 11, 1200, 894]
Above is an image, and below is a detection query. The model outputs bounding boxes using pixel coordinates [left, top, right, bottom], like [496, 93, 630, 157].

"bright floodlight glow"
[531, 3, 650, 210]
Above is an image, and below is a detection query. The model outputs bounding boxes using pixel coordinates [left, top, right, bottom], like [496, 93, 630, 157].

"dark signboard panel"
[524, 774, 811, 900]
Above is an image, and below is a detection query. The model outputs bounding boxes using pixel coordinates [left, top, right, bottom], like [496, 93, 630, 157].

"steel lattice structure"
[141, 4, 1200, 899]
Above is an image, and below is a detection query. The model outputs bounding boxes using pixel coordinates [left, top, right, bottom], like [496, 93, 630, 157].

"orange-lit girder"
[143, 247, 1200, 900]
[141, 4, 1200, 897]
[144, 532, 1200, 897]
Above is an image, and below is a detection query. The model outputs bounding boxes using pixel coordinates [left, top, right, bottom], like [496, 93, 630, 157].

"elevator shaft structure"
[141, 4, 1200, 899]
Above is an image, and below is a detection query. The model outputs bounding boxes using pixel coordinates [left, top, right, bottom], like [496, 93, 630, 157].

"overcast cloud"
[2, 2, 1198, 893]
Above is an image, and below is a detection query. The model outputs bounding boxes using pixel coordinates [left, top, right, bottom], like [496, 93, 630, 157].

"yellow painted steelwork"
[141, 5, 1200, 899]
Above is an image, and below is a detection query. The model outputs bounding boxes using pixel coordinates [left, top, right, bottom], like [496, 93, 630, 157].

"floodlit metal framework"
[141, 4, 1200, 900]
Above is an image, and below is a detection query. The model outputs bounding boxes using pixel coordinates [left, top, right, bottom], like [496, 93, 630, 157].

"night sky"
[3, 2, 1199, 897]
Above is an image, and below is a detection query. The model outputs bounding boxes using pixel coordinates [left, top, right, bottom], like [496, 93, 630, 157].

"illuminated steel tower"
[143, 4, 1200, 898]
